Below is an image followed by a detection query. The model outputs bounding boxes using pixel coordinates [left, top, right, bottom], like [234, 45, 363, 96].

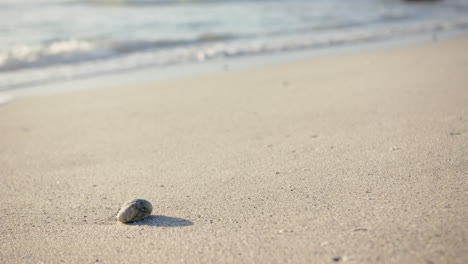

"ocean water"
[1, 0, 468, 91]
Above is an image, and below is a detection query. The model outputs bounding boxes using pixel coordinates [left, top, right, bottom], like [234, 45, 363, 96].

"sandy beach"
[1, 36, 467, 263]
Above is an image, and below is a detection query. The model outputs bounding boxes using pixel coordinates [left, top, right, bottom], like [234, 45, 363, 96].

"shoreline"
[1, 35, 467, 263]
[3, 28, 468, 98]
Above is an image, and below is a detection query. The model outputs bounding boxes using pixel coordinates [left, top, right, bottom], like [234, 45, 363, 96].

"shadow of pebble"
[128, 215, 193, 227]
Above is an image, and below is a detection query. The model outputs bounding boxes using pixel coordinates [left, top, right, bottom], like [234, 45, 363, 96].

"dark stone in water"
[117, 199, 153, 223]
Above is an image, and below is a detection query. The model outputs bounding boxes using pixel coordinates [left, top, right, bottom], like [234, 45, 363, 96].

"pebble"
[332, 257, 341, 262]
[117, 199, 153, 223]
[352, 228, 368, 232]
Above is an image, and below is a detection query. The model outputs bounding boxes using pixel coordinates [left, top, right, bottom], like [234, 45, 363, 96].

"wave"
[0, 34, 236, 72]
[0, 39, 109, 72]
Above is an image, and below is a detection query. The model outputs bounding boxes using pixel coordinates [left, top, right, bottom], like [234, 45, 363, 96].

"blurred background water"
[1, 0, 468, 91]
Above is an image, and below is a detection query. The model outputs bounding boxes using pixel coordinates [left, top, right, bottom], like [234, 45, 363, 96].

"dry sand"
[1, 36, 467, 264]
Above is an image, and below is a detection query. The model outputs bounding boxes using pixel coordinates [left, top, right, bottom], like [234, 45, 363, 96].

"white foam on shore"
[0, 93, 14, 105]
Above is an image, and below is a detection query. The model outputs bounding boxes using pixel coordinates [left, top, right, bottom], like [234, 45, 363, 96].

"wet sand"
[0, 36, 467, 263]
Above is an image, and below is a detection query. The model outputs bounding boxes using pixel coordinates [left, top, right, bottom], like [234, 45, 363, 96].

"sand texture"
[1, 37, 467, 263]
